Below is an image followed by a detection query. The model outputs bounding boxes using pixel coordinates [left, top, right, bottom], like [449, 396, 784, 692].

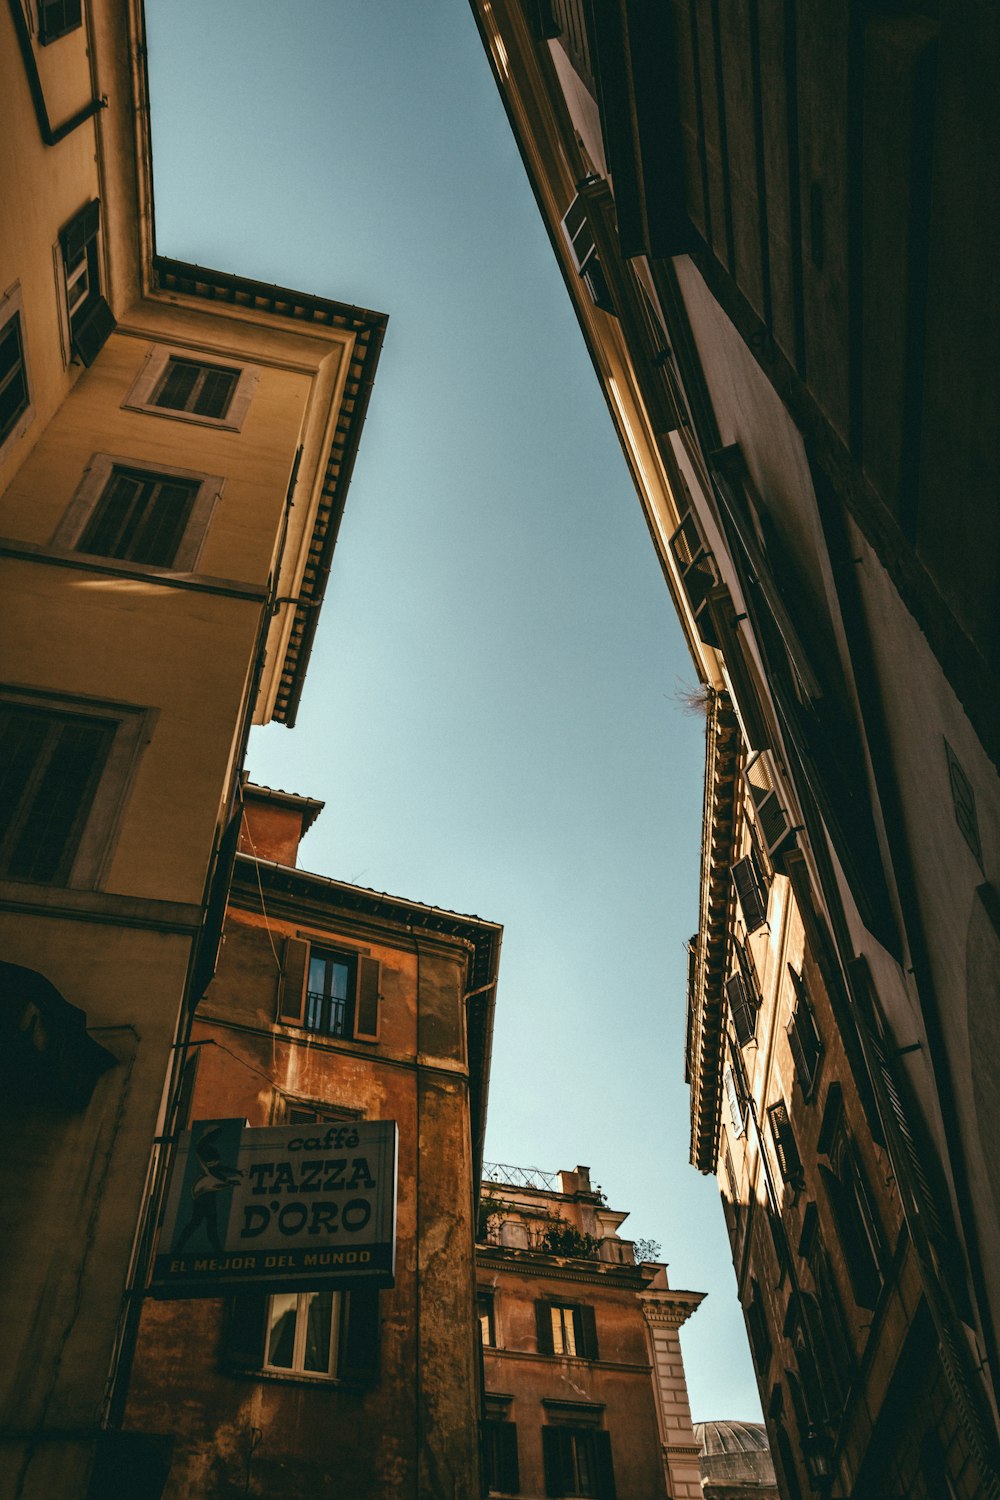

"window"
[54, 454, 223, 573]
[669, 511, 720, 648]
[478, 1290, 496, 1347]
[562, 190, 616, 314]
[745, 1279, 772, 1374]
[154, 358, 239, 418]
[123, 347, 258, 431]
[38, 0, 82, 43]
[724, 1061, 746, 1138]
[278, 936, 381, 1042]
[819, 1123, 886, 1309]
[58, 201, 115, 365]
[306, 947, 355, 1036]
[0, 296, 31, 453]
[79, 468, 200, 567]
[731, 847, 769, 933]
[0, 695, 148, 887]
[727, 938, 761, 1046]
[786, 966, 823, 1097]
[768, 1100, 803, 1185]
[226, 1285, 379, 1383]
[745, 750, 794, 860]
[482, 1417, 520, 1495]
[541, 1426, 615, 1499]
[535, 1302, 598, 1360]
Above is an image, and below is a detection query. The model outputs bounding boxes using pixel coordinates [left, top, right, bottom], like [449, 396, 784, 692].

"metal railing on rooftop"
[482, 1161, 560, 1192]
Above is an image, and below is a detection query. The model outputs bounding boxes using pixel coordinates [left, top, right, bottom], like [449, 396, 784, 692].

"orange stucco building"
[122, 785, 502, 1498]
[476, 1164, 705, 1499]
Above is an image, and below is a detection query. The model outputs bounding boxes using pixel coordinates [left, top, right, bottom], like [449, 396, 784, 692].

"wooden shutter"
[731, 857, 768, 932]
[498, 1423, 520, 1495]
[724, 1064, 745, 1138]
[71, 296, 116, 367]
[593, 1430, 617, 1500]
[726, 973, 757, 1046]
[745, 750, 793, 857]
[541, 1426, 569, 1498]
[353, 957, 380, 1042]
[277, 937, 309, 1024]
[38, 0, 83, 43]
[222, 1292, 267, 1369]
[340, 1286, 379, 1382]
[768, 1101, 802, 1182]
[576, 1304, 599, 1361]
[535, 1300, 554, 1355]
[59, 199, 100, 265]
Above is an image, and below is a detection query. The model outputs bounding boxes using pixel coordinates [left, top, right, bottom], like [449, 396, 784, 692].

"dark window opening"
[77, 466, 199, 568]
[0, 702, 115, 884]
[786, 966, 823, 1097]
[0, 313, 29, 446]
[542, 1426, 615, 1500]
[482, 1419, 520, 1495]
[153, 358, 239, 419]
[38, 0, 83, 44]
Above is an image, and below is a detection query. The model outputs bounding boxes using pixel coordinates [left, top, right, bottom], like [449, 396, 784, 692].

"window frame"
[0, 285, 34, 460]
[0, 686, 153, 891]
[52, 453, 224, 574]
[478, 1289, 497, 1348]
[263, 1288, 345, 1380]
[122, 345, 259, 433]
[55, 200, 115, 367]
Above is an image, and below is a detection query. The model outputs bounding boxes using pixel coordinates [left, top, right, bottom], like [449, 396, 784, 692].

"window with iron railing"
[305, 948, 355, 1037]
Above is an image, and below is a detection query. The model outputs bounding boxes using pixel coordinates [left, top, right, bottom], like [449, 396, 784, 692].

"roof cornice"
[687, 691, 741, 1171]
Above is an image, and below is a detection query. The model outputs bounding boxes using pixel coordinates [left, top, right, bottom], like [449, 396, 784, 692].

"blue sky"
[146, 0, 760, 1421]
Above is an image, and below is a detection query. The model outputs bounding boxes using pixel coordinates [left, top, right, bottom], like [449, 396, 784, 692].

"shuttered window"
[731, 851, 769, 932]
[767, 1100, 803, 1183]
[726, 971, 758, 1047]
[542, 1427, 616, 1499]
[478, 1291, 496, 1347]
[482, 1420, 520, 1495]
[561, 194, 616, 314]
[58, 201, 115, 366]
[535, 1301, 598, 1360]
[38, 0, 83, 43]
[278, 936, 381, 1043]
[153, 358, 240, 419]
[0, 703, 115, 883]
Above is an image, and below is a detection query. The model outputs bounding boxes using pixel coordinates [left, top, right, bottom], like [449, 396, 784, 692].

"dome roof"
[696, 1420, 770, 1456]
[695, 1422, 776, 1489]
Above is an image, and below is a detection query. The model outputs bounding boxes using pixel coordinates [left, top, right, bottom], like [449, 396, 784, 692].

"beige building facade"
[0, 7, 385, 1495]
[476, 1163, 704, 1500]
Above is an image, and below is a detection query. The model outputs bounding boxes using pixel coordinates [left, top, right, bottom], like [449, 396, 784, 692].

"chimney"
[238, 784, 324, 869]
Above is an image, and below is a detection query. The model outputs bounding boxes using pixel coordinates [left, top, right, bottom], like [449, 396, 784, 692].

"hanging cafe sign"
[150, 1117, 398, 1298]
